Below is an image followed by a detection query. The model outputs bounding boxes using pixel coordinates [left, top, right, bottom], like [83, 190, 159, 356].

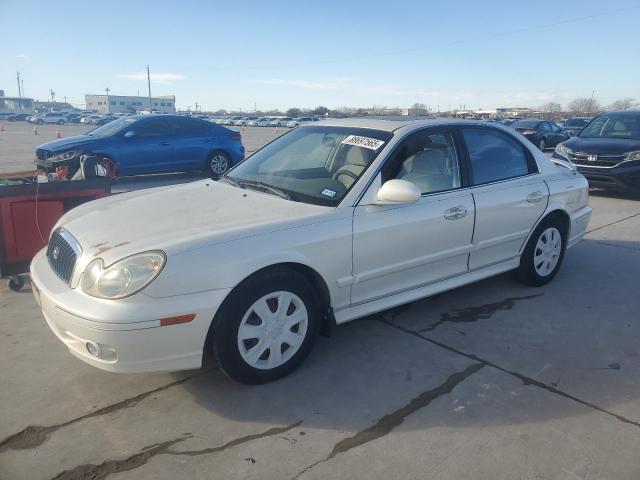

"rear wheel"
[209, 269, 320, 384]
[517, 217, 566, 286]
[538, 138, 546, 151]
[206, 151, 230, 177]
[57, 120, 65, 125]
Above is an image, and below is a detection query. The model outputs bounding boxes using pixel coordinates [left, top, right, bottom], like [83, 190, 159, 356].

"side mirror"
[124, 130, 136, 138]
[377, 179, 421, 205]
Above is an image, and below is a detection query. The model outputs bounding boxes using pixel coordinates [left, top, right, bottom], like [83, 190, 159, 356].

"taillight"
[231, 134, 241, 141]
[522, 129, 536, 135]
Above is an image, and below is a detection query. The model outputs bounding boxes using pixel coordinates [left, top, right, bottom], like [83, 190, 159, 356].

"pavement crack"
[586, 211, 640, 234]
[50, 435, 192, 480]
[173, 421, 302, 457]
[50, 421, 301, 480]
[0, 370, 213, 453]
[289, 363, 483, 479]
[381, 319, 640, 429]
[419, 294, 542, 333]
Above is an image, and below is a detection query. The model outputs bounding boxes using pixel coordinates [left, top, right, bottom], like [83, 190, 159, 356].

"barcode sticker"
[341, 135, 386, 150]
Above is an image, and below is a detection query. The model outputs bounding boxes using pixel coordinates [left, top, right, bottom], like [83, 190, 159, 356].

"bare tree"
[607, 98, 638, 111]
[539, 102, 562, 119]
[568, 97, 602, 115]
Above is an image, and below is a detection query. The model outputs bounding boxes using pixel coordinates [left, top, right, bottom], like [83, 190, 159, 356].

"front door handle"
[444, 206, 467, 220]
[527, 191, 545, 203]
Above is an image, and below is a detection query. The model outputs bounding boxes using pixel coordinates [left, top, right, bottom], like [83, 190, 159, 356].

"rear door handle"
[159, 141, 170, 146]
[444, 206, 467, 220]
[526, 191, 545, 203]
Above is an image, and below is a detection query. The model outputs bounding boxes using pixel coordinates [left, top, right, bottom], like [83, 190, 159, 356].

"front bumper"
[552, 153, 640, 192]
[30, 249, 231, 373]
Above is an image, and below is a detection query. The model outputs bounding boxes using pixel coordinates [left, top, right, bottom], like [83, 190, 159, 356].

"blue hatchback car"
[35, 115, 245, 177]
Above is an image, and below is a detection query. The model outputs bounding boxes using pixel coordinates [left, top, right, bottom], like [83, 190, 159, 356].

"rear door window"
[462, 128, 535, 185]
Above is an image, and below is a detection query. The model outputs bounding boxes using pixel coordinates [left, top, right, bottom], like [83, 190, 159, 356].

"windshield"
[564, 118, 590, 128]
[225, 126, 392, 206]
[87, 117, 137, 137]
[579, 113, 640, 140]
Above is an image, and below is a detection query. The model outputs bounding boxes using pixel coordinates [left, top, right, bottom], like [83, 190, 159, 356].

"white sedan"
[31, 119, 591, 384]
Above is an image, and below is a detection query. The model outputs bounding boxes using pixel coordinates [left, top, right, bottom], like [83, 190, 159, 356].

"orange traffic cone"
[33, 126, 39, 135]
[0, 123, 5, 132]
[55, 128, 62, 138]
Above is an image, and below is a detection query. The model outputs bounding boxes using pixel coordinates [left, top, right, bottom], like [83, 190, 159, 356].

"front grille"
[47, 229, 80, 284]
[569, 152, 626, 168]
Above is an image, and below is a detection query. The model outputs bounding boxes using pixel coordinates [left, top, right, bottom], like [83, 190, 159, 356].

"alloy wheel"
[210, 155, 229, 175]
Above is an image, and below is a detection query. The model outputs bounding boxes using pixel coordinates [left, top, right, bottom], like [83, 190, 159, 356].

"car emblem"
[52, 246, 60, 260]
[587, 154, 598, 162]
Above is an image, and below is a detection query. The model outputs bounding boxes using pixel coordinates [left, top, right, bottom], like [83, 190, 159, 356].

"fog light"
[85, 341, 101, 358]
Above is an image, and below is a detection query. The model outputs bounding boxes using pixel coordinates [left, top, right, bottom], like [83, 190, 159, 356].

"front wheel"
[209, 269, 321, 384]
[206, 151, 231, 177]
[57, 120, 65, 125]
[516, 218, 566, 286]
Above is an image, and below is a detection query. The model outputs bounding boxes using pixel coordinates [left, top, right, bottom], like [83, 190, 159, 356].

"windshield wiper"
[218, 176, 240, 187]
[237, 179, 291, 200]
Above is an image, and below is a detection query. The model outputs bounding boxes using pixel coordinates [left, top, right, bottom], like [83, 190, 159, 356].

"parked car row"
[211, 115, 320, 128]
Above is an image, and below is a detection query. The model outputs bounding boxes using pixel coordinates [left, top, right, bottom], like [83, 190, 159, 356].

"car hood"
[57, 180, 331, 264]
[38, 135, 100, 152]
[563, 137, 640, 154]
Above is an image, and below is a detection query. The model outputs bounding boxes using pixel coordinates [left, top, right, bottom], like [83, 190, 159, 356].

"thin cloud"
[117, 73, 187, 85]
[15, 54, 28, 59]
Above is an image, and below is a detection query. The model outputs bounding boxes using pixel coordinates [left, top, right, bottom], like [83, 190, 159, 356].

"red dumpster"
[0, 174, 111, 290]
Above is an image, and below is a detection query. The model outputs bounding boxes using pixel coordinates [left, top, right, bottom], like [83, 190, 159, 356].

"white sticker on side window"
[341, 135, 385, 150]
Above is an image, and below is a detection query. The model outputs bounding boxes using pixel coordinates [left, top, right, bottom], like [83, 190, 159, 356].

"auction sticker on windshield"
[341, 135, 385, 150]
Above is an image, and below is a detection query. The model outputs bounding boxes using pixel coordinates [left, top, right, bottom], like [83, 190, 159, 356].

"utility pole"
[49, 89, 55, 102]
[195, 101, 199, 112]
[16, 72, 22, 97]
[588, 90, 595, 114]
[254, 102, 257, 113]
[147, 65, 152, 111]
[20, 76, 24, 98]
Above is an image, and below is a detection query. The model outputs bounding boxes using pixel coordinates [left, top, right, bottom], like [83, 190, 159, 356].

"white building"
[85, 94, 176, 114]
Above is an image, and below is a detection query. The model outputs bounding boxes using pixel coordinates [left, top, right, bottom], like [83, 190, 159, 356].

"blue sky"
[2, 0, 639, 111]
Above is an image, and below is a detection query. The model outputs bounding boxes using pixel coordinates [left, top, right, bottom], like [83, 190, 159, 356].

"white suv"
[30, 112, 67, 125]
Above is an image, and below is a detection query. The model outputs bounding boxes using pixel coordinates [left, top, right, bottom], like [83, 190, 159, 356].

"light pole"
[49, 89, 55, 103]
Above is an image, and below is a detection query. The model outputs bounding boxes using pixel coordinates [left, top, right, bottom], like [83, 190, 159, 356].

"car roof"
[310, 117, 511, 132]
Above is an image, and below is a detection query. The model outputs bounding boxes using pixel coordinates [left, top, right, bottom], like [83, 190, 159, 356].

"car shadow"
[178, 237, 640, 431]
[589, 187, 640, 201]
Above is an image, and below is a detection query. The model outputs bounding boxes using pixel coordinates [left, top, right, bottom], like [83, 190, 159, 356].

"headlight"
[81, 251, 166, 299]
[52, 150, 79, 162]
[626, 151, 640, 162]
[555, 143, 572, 159]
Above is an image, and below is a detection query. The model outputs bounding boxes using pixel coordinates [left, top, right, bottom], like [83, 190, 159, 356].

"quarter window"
[462, 128, 532, 185]
[384, 130, 461, 194]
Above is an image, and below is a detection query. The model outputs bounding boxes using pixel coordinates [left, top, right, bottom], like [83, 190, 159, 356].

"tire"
[206, 151, 231, 177]
[209, 269, 321, 384]
[37, 120, 43, 125]
[8, 275, 25, 292]
[516, 217, 566, 286]
[57, 120, 65, 125]
[538, 138, 546, 151]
